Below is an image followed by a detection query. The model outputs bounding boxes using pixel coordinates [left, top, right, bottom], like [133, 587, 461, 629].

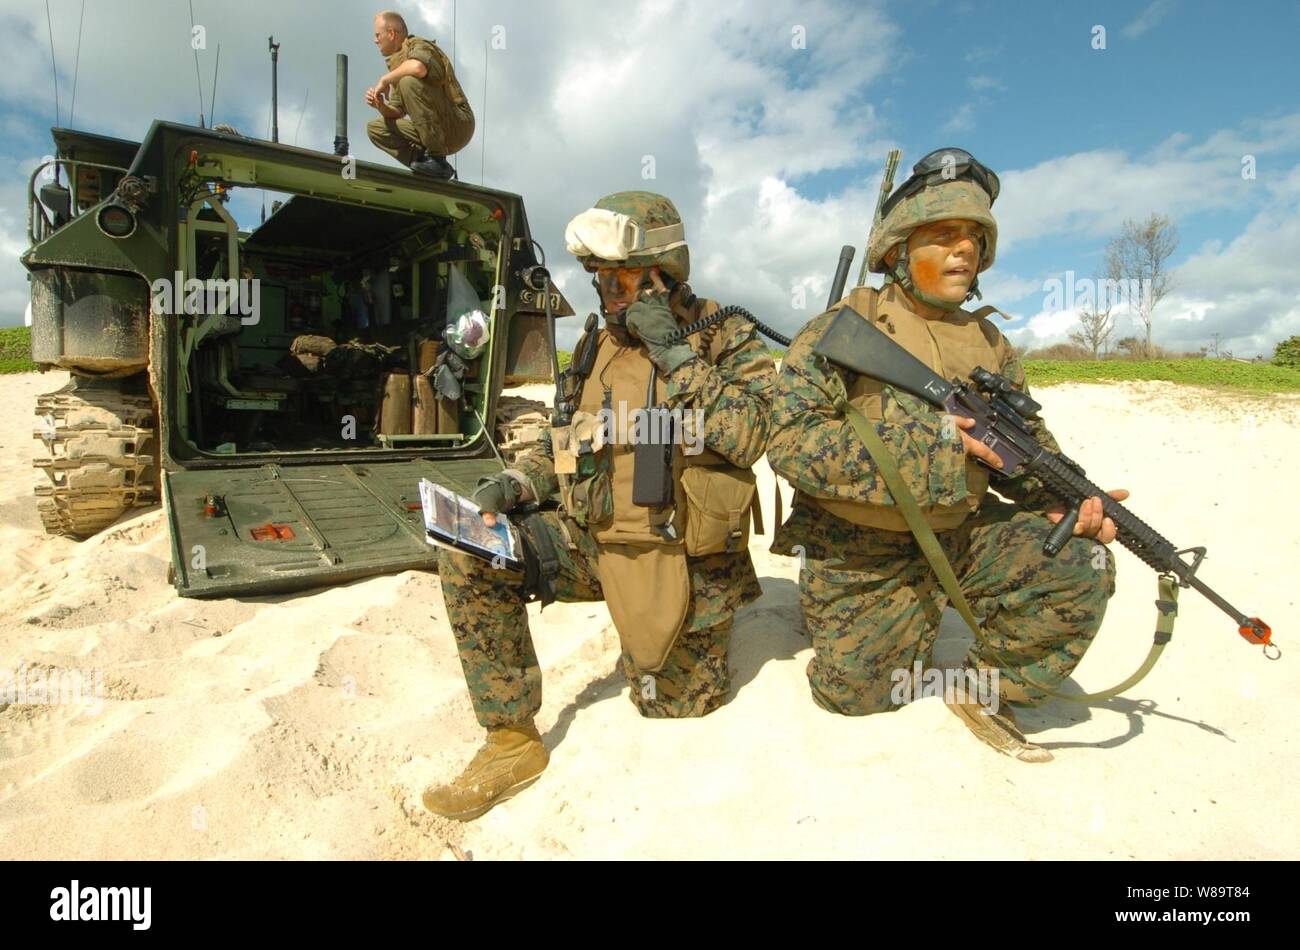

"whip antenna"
[858, 148, 901, 286]
[452, 0, 457, 177]
[480, 40, 487, 184]
[187, 0, 205, 127]
[68, 0, 85, 127]
[293, 87, 310, 146]
[45, 0, 60, 128]
[209, 43, 221, 127]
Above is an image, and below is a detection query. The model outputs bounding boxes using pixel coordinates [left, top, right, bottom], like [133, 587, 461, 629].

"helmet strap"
[965, 234, 988, 302]
[887, 240, 985, 311]
[889, 243, 961, 312]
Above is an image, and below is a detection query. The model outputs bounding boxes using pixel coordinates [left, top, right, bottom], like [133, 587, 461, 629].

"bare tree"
[1069, 283, 1115, 358]
[1105, 213, 1178, 357]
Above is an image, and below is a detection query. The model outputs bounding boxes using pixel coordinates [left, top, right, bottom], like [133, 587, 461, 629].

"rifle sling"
[833, 395, 1177, 704]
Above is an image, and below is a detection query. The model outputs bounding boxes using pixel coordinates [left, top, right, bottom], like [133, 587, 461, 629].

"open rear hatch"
[142, 125, 568, 599]
[164, 457, 500, 597]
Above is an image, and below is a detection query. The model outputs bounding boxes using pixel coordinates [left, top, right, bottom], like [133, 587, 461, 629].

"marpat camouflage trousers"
[781, 497, 1116, 715]
[437, 509, 759, 728]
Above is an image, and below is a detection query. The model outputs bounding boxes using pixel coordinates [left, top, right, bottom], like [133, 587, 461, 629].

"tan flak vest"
[812, 282, 1013, 533]
[553, 290, 759, 671]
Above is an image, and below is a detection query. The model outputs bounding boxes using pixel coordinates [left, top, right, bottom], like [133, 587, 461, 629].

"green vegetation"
[1025, 359, 1300, 392]
[1274, 335, 1300, 370]
[0, 326, 36, 374]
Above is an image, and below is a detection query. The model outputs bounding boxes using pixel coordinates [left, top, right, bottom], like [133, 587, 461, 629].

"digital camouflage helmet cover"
[868, 148, 1000, 308]
[564, 190, 690, 282]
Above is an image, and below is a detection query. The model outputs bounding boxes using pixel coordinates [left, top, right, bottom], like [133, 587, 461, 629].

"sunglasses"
[880, 148, 1001, 219]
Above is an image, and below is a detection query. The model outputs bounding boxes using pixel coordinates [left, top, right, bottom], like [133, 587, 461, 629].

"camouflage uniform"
[770, 285, 1116, 716]
[367, 35, 475, 163]
[440, 279, 774, 724]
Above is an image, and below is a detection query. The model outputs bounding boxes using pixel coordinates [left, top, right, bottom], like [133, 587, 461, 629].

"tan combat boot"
[947, 698, 1054, 763]
[422, 721, 549, 821]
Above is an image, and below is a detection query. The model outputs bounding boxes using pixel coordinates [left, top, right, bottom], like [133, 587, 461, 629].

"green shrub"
[1273, 335, 1300, 369]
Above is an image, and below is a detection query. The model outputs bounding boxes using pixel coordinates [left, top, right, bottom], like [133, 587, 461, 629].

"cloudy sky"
[2, 0, 1297, 356]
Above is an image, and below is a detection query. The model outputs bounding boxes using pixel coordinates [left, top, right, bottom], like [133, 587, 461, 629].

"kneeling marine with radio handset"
[423, 191, 776, 821]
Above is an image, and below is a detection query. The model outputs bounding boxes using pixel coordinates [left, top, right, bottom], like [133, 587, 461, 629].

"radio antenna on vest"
[45, 0, 60, 129]
[188, 0, 205, 127]
[857, 148, 901, 287]
[68, 0, 85, 127]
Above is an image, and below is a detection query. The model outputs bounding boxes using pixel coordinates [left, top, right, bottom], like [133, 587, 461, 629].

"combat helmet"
[867, 148, 1000, 308]
[564, 191, 689, 282]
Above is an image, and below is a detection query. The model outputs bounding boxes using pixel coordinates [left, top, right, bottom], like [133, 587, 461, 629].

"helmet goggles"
[880, 148, 1001, 220]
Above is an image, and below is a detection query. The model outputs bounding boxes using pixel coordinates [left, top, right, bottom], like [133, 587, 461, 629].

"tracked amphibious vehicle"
[21, 54, 568, 597]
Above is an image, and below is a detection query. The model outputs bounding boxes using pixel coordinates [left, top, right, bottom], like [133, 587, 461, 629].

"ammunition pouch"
[681, 464, 757, 556]
[568, 468, 614, 527]
[552, 411, 614, 528]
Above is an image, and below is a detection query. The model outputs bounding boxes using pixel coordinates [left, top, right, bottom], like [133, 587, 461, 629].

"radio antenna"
[452, 0, 458, 178]
[857, 148, 901, 287]
[268, 36, 280, 142]
[44, 0, 60, 128]
[68, 0, 85, 127]
[293, 87, 309, 146]
[188, 0, 205, 127]
[480, 40, 488, 184]
[209, 43, 221, 127]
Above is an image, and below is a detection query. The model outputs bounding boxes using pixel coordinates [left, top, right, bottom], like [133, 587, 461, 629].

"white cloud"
[1006, 306, 1085, 345]
[994, 110, 1300, 256]
[1003, 184, 1300, 358]
[976, 272, 1042, 307]
[1156, 200, 1300, 356]
[940, 103, 976, 135]
[1122, 0, 1176, 40]
[963, 45, 1001, 64]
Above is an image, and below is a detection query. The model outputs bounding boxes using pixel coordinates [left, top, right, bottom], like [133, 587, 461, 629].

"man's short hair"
[376, 11, 408, 36]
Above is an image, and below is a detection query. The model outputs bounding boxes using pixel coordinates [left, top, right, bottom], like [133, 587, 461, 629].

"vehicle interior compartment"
[177, 187, 502, 456]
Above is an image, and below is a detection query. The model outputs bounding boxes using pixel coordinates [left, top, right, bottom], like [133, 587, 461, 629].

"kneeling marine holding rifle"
[770, 148, 1275, 762]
